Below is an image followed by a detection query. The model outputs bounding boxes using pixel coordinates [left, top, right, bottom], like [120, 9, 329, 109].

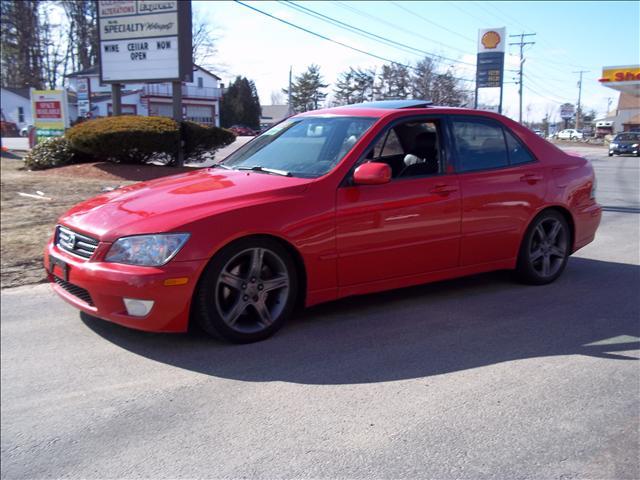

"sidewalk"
[1, 137, 29, 151]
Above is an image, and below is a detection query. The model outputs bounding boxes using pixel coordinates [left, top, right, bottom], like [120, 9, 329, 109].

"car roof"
[298, 100, 483, 119]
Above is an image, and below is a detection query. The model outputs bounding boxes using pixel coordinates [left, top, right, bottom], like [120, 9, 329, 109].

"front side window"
[222, 116, 375, 178]
[362, 120, 442, 179]
[452, 119, 508, 172]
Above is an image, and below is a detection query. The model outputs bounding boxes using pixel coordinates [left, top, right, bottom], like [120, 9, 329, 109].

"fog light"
[123, 298, 154, 317]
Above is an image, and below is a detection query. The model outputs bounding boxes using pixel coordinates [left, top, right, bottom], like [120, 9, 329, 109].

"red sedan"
[45, 100, 602, 343]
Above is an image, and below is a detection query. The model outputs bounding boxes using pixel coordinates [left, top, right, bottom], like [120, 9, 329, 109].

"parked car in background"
[20, 125, 33, 137]
[229, 125, 258, 136]
[533, 129, 545, 137]
[556, 129, 583, 141]
[0, 120, 19, 137]
[45, 100, 601, 343]
[608, 132, 640, 157]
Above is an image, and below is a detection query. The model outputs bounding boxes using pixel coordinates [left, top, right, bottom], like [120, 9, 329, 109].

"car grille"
[56, 226, 99, 259]
[53, 277, 95, 306]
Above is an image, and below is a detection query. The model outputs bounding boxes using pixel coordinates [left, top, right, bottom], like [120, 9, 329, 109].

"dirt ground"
[0, 154, 198, 288]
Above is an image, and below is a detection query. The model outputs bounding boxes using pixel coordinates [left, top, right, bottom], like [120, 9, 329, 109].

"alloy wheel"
[214, 247, 290, 333]
[529, 218, 568, 278]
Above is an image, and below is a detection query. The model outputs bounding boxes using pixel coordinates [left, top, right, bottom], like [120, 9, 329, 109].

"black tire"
[515, 210, 570, 285]
[194, 237, 298, 343]
[608, 151, 613, 157]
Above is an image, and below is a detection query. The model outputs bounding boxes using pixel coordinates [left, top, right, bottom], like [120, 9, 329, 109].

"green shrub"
[182, 121, 236, 161]
[66, 115, 179, 164]
[23, 137, 77, 170]
[66, 116, 237, 165]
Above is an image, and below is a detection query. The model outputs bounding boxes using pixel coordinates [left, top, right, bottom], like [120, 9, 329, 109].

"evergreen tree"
[374, 63, 411, 100]
[334, 69, 355, 105]
[220, 76, 261, 129]
[411, 57, 436, 100]
[351, 68, 376, 103]
[431, 70, 468, 106]
[283, 64, 328, 112]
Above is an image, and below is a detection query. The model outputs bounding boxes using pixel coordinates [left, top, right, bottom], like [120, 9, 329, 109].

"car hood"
[59, 168, 310, 242]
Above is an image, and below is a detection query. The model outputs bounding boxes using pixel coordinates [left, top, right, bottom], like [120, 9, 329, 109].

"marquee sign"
[97, 0, 192, 83]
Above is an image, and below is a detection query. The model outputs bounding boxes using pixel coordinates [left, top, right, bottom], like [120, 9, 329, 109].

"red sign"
[35, 101, 62, 119]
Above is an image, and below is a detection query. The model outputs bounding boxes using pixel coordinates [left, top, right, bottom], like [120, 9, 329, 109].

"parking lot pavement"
[1, 147, 638, 479]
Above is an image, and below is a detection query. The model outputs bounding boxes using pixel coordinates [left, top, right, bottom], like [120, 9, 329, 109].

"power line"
[389, 1, 476, 44]
[279, 1, 474, 68]
[522, 74, 568, 103]
[234, 0, 474, 83]
[332, 1, 475, 59]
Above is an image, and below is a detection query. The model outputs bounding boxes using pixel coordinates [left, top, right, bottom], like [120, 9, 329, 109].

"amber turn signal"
[163, 277, 189, 286]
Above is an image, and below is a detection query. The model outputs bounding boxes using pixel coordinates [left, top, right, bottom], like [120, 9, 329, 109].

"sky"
[197, 0, 640, 123]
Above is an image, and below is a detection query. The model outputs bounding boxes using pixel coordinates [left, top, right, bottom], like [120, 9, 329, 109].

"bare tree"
[40, 2, 66, 88]
[192, 12, 220, 69]
[270, 90, 285, 105]
[61, 0, 97, 72]
[1, 0, 44, 88]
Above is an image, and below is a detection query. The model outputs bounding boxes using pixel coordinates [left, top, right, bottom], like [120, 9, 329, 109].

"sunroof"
[340, 100, 433, 109]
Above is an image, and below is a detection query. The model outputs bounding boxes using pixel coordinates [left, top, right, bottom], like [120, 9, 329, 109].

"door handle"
[429, 184, 458, 195]
[520, 173, 543, 184]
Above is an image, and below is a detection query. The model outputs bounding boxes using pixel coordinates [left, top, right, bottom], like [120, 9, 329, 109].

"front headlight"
[632, 143, 639, 148]
[610, 143, 618, 148]
[105, 233, 190, 266]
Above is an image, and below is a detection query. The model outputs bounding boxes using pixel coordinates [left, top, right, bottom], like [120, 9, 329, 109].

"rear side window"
[504, 130, 535, 165]
[452, 119, 508, 172]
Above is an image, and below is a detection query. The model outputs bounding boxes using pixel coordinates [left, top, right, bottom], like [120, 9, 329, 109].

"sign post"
[30, 89, 70, 144]
[475, 28, 506, 113]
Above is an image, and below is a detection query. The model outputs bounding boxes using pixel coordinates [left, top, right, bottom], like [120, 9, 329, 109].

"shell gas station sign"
[599, 65, 640, 96]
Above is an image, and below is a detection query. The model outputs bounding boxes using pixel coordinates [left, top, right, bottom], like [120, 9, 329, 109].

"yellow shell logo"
[481, 31, 501, 49]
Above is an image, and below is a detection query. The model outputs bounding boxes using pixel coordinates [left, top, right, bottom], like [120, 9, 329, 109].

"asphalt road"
[2, 144, 639, 479]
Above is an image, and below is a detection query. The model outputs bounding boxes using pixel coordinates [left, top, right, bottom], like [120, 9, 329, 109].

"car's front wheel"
[194, 238, 298, 343]
[516, 210, 570, 285]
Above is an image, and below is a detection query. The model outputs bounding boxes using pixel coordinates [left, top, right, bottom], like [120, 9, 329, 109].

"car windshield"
[221, 116, 376, 178]
[615, 133, 639, 141]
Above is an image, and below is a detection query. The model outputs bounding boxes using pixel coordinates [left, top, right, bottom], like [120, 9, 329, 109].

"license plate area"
[49, 254, 69, 281]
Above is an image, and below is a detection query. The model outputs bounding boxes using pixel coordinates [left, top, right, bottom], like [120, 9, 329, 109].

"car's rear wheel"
[194, 238, 298, 343]
[516, 210, 570, 285]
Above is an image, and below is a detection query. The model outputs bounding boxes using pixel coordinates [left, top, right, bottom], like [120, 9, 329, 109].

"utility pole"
[288, 67, 293, 116]
[573, 70, 589, 129]
[509, 33, 536, 124]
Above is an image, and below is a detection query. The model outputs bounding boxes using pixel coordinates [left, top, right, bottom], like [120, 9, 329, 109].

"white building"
[0, 87, 32, 131]
[65, 64, 223, 126]
[259, 105, 290, 130]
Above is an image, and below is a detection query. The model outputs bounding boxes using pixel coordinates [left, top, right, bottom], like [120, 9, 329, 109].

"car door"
[450, 116, 546, 266]
[336, 117, 461, 287]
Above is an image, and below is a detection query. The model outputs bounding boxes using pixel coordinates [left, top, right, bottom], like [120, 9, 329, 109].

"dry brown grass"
[0, 155, 197, 288]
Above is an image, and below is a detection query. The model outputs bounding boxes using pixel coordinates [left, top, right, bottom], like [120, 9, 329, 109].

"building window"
[18, 107, 25, 123]
[197, 77, 203, 88]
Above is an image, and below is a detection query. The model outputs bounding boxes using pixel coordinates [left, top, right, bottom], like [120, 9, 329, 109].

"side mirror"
[353, 162, 392, 185]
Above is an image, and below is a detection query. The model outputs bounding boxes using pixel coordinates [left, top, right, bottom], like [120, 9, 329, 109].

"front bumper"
[610, 146, 639, 155]
[44, 240, 204, 332]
